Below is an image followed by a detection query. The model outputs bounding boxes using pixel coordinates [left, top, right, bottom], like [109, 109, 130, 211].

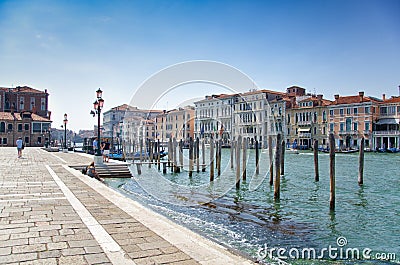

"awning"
[298, 128, 311, 132]
[376, 118, 399, 125]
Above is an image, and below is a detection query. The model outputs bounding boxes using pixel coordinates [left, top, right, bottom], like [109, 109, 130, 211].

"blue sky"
[0, 0, 399, 131]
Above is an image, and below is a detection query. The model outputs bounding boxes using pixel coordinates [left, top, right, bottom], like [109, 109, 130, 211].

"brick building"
[0, 86, 51, 147]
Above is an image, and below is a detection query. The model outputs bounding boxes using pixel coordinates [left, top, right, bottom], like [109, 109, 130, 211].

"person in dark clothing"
[82, 162, 102, 181]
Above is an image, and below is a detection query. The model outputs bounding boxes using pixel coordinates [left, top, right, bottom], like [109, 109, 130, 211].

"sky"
[0, 0, 399, 131]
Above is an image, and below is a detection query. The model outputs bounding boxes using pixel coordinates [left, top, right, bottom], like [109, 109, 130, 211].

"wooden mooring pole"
[157, 139, 161, 171]
[281, 140, 285, 176]
[242, 137, 247, 180]
[173, 138, 179, 173]
[358, 137, 365, 186]
[268, 136, 273, 186]
[217, 139, 222, 176]
[274, 134, 281, 200]
[196, 137, 200, 173]
[236, 135, 241, 189]
[230, 139, 234, 169]
[168, 138, 172, 167]
[255, 140, 259, 175]
[329, 133, 336, 211]
[314, 140, 319, 182]
[189, 137, 193, 177]
[202, 139, 206, 172]
[149, 140, 153, 168]
[140, 140, 143, 162]
[210, 137, 214, 181]
[179, 139, 183, 172]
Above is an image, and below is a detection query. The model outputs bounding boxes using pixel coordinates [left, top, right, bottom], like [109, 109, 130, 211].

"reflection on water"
[105, 150, 400, 264]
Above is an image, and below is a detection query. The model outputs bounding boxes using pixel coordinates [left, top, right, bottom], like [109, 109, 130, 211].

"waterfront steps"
[0, 147, 253, 265]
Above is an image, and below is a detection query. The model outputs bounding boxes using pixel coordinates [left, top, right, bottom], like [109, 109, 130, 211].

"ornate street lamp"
[63, 113, 68, 151]
[91, 88, 104, 163]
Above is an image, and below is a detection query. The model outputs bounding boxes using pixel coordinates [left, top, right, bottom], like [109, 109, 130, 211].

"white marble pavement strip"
[63, 165, 255, 265]
[45, 165, 136, 265]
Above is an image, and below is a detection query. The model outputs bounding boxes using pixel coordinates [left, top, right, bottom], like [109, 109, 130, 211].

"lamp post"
[91, 88, 104, 165]
[63, 114, 68, 152]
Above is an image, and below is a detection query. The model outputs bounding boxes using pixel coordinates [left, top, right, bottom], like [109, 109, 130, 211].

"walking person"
[101, 138, 111, 162]
[92, 137, 98, 154]
[16, 137, 23, 158]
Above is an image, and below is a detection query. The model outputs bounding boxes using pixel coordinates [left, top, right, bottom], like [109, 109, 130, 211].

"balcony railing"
[297, 121, 312, 126]
[298, 133, 311, 138]
[338, 130, 359, 135]
[363, 130, 371, 135]
[373, 130, 400, 135]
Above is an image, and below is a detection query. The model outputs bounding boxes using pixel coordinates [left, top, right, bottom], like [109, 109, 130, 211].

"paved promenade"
[0, 147, 254, 265]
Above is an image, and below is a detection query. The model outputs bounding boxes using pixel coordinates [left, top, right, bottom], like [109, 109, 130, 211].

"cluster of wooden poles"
[132, 132, 366, 211]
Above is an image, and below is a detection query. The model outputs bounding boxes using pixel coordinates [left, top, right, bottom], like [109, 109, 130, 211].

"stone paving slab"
[0, 147, 254, 265]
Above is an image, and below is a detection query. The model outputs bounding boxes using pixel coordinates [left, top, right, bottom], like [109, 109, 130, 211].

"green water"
[106, 150, 400, 264]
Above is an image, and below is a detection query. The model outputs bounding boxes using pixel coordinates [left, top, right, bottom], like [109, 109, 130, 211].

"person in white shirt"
[16, 137, 23, 158]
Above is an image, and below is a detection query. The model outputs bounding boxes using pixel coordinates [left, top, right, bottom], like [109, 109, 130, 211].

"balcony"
[297, 121, 312, 126]
[338, 130, 359, 135]
[363, 130, 372, 135]
[298, 133, 311, 138]
[373, 130, 400, 136]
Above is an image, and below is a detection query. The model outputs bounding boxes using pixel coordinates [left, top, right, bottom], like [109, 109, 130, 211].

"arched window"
[0, 122, 5, 132]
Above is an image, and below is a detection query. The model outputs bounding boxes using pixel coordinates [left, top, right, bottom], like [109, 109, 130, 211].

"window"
[25, 124, 29, 131]
[41, 98, 46, 111]
[24, 137, 29, 144]
[346, 108, 351, 115]
[339, 109, 344, 116]
[329, 123, 334, 132]
[19, 97, 24, 110]
[345, 118, 351, 131]
[30, 97, 35, 110]
[314, 127, 317, 135]
[33, 123, 41, 133]
[2, 138, 7, 145]
[0, 122, 5, 132]
[329, 109, 334, 116]
[314, 112, 317, 122]
[7, 124, 12, 131]
[340, 123, 344, 131]
[354, 122, 358, 131]
[365, 107, 370, 114]
[323, 111, 327, 122]
[354, 108, 358, 115]
[18, 124, 23, 132]
[37, 137, 42, 144]
[365, 122, 370, 131]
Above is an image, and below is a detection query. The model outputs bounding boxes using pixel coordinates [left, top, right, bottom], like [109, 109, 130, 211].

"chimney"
[382, 94, 386, 101]
[334, 94, 339, 103]
[359, 91, 364, 102]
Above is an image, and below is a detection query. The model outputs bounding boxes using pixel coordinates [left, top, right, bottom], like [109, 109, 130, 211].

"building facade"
[374, 95, 400, 149]
[0, 86, 51, 147]
[286, 90, 331, 149]
[155, 106, 195, 142]
[327, 92, 380, 150]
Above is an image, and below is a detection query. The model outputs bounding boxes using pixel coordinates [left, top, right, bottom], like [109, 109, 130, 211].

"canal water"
[104, 150, 399, 264]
